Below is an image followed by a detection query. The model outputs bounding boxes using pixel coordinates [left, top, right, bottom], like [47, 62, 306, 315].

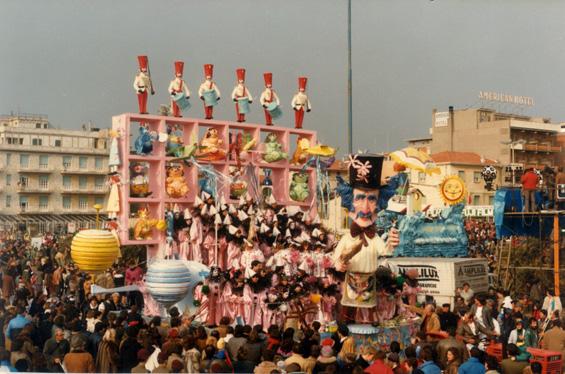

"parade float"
[72, 55, 492, 352]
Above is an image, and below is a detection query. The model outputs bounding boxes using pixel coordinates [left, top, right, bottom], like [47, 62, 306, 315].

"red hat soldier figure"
[133, 56, 153, 114]
[231, 68, 253, 123]
[333, 154, 400, 323]
[168, 61, 191, 118]
[198, 64, 221, 120]
[291, 77, 311, 129]
[259, 72, 281, 126]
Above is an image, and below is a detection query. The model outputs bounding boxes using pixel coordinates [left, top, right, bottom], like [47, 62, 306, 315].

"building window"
[473, 195, 481, 205]
[79, 176, 87, 189]
[5, 195, 11, 208]
[18, 176, 28, 187]
[19, 154, 29, 168]
[473, 171, 481, 183]
[62, 196, 71, 210]
[79, 156, 87, 169]
[62, 156, 72, 169]
[36, 123, 42, 129]
[458, 170, 465, 180]
[5, 174, 11, 186]
[95, 176, 104, 189]
[95, 157, 103, 170]
[39, 155, 49, 169]
[54, 139, 61, 147]
[488, 195, 494, 205]
[6, 153, 11, 164]
[63, 175, 71, 189]
[39, 196, 48, 209]
[39, 175, 49, 189]
[418, 172, 426, 183]
[32, 138, 42, 146]
[19, 196, 28, 211]
[79, 196, 88, 209]
[94, 196, 104, 206]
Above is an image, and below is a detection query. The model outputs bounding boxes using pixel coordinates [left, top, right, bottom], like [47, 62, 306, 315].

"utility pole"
[347, 0, 353, 154]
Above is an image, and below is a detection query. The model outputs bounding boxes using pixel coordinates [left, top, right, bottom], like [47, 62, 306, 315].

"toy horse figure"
[134, 124, 156, 155]
[133, 208, 160, 240]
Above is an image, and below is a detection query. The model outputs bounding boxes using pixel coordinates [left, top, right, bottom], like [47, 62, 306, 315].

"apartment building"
[0, 113, 109, 234]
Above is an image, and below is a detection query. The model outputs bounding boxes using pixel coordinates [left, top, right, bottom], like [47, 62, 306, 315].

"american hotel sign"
[479, 91, 534, 107]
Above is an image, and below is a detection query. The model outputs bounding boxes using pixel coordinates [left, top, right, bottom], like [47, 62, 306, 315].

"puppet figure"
[291, 77, 311, 129]
[198, 64, 221, 120]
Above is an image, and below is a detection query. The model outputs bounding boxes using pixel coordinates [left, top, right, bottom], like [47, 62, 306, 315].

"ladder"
[496, 237, 513, 290]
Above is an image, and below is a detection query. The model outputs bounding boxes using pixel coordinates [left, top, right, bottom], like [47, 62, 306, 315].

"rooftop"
[431, 151, 498, 166]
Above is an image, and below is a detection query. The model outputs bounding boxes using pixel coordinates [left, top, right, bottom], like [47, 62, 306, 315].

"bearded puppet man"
[333, 154, 400, 323]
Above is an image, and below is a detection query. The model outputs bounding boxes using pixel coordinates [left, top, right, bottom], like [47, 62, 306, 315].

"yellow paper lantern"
[71, 229, 120, 273]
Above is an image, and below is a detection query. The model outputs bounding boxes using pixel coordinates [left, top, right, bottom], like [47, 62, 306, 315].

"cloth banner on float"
[91, 284, 140, 295]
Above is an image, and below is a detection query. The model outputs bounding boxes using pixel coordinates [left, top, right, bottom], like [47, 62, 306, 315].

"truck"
[387, 257, 489, 307]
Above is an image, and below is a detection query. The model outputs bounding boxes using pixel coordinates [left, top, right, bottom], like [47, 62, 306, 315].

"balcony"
[16, 185, 53, 194]
[60, 167, 107, 175]
[18, 165, 54, 173]
[19, 205, 54, 214]
[521, 144, 562, 153]
[59, 186, 107, 194]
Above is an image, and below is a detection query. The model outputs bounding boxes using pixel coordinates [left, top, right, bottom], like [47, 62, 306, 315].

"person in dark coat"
[119, 326, 142, 372]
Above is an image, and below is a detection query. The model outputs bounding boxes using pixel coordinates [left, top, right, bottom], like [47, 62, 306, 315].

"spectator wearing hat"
[62, 335, 95, 373]
[314, 345, 336, 373]
[365, 350, 393, 374]
[131, 349, 150, 373]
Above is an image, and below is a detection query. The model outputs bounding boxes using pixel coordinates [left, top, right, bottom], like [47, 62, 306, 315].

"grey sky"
[1, 0, 564, 155]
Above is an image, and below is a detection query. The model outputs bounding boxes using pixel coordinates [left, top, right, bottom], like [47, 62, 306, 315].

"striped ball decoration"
[145, 259, 191, 308]
[71, 229, 120, 273]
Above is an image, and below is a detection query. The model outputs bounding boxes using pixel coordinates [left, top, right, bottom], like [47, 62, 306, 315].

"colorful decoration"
[199, 64, 221, 120]
[262, 133, 287, 163]
[260, 72, 281, 125]
[133, 55, 154, 114]
[289, 172, 310, 202]
[108, 130, 121, 172]
[438, 175, 467, 205]
[196, 128, 226, 161]
[166, 125, 184, 157]
[290, 137, 311, 165]
[145, 259, 192, 308]
[394, 204, 468, 257]
[133, 207, 164, 240]
[261, 168, 274, 204]
[229, 166, 247, 199]
[71, 229, 120, 273]
[291, 77, 311, 129]
[305, 144, 336, 157]
[129, 162, 151, 198]
[169, 61, 191, 117]
[106, 172, 121, 219]
[134, 124, 157, 155]
[389, 147, 440, 175]
[231, 68, 253, 123]
[481, 165, 497, 191]
[165, 163, 189, 199]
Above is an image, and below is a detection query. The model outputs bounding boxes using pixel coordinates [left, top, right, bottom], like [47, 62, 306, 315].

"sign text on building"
[479, 91, 534, 107]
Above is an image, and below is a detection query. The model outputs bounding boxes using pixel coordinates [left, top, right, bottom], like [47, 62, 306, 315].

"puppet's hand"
[386, 227, 400, 251]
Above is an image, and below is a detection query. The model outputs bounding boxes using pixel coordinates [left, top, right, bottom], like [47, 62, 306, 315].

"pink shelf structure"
[112, 113, 318, 250]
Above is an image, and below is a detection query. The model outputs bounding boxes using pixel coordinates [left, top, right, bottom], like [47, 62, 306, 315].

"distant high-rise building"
[0, 113, 109, 234]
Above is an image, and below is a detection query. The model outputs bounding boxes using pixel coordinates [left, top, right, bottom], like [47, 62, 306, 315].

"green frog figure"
[262, 133, 288, 163]
[289, 172, 310, 202]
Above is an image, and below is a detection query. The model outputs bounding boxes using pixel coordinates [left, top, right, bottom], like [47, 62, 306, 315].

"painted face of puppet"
[352, 188, 379, 228]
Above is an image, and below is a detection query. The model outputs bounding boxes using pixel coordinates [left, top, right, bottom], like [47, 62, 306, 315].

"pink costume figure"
[222, 273, 246, 322]
[288, 245, 303, 276]
[202, 230, 215, 266]
[321, 293, 337, 323]
[240, 241, 265, 278]
[106, 172, 121, 219]
[138, 282, 162, 317]
[125, 264, 143, 286]
[264, 288, 282, 327]
[266, 245, 291, 276]
[133, 55, 153, 114]
[178, 228, 190, 261]
[189, 214, 203, 262]
[243, 275, 266, 326]
[198, 64, 221, 120]
[217, 235, 228, 270]
[168, 61, 190, 118]
[259, 72, 280, 126]
[227, 228, 244, 270]
[193, 282, 209, 324]
[291, 77, 311, 129]
[231, 68, 253, 123]
[206, 268, 224, 326]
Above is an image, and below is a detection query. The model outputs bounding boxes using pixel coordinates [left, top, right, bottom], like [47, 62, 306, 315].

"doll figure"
[206, 267, 224, 326]
[129, 162, 151, 198]
[165, 163, 189, 198]
[290, 137, 311, 165]
[178, 227, 190, 261]
[198, 64, 221, 120]
[106, 172, 121, 219]
[291, 77, 311, 129]
[262, 133, 288, 163]
[231, 68, 253, 123]
[196, 128, 226, 161]
[108, 130, 121, 172]
[134, 124, 157, 155]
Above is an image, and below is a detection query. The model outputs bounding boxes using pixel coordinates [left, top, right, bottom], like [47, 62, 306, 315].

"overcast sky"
[1, 0, 565, 155]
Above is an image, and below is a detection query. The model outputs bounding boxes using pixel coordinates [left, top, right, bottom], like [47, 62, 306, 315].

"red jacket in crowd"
[521, 171, 539, 190]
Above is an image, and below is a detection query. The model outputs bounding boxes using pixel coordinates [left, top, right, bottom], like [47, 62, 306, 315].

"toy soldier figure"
[231, 68, 253, 123]
[168, 61, 190, 118]
[333, 154, 400, 323]
[198, 64, 221, 120]
[260, 72, 280, 126]
[291, 76, 311, 129]
[133, 55, 153, 114]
